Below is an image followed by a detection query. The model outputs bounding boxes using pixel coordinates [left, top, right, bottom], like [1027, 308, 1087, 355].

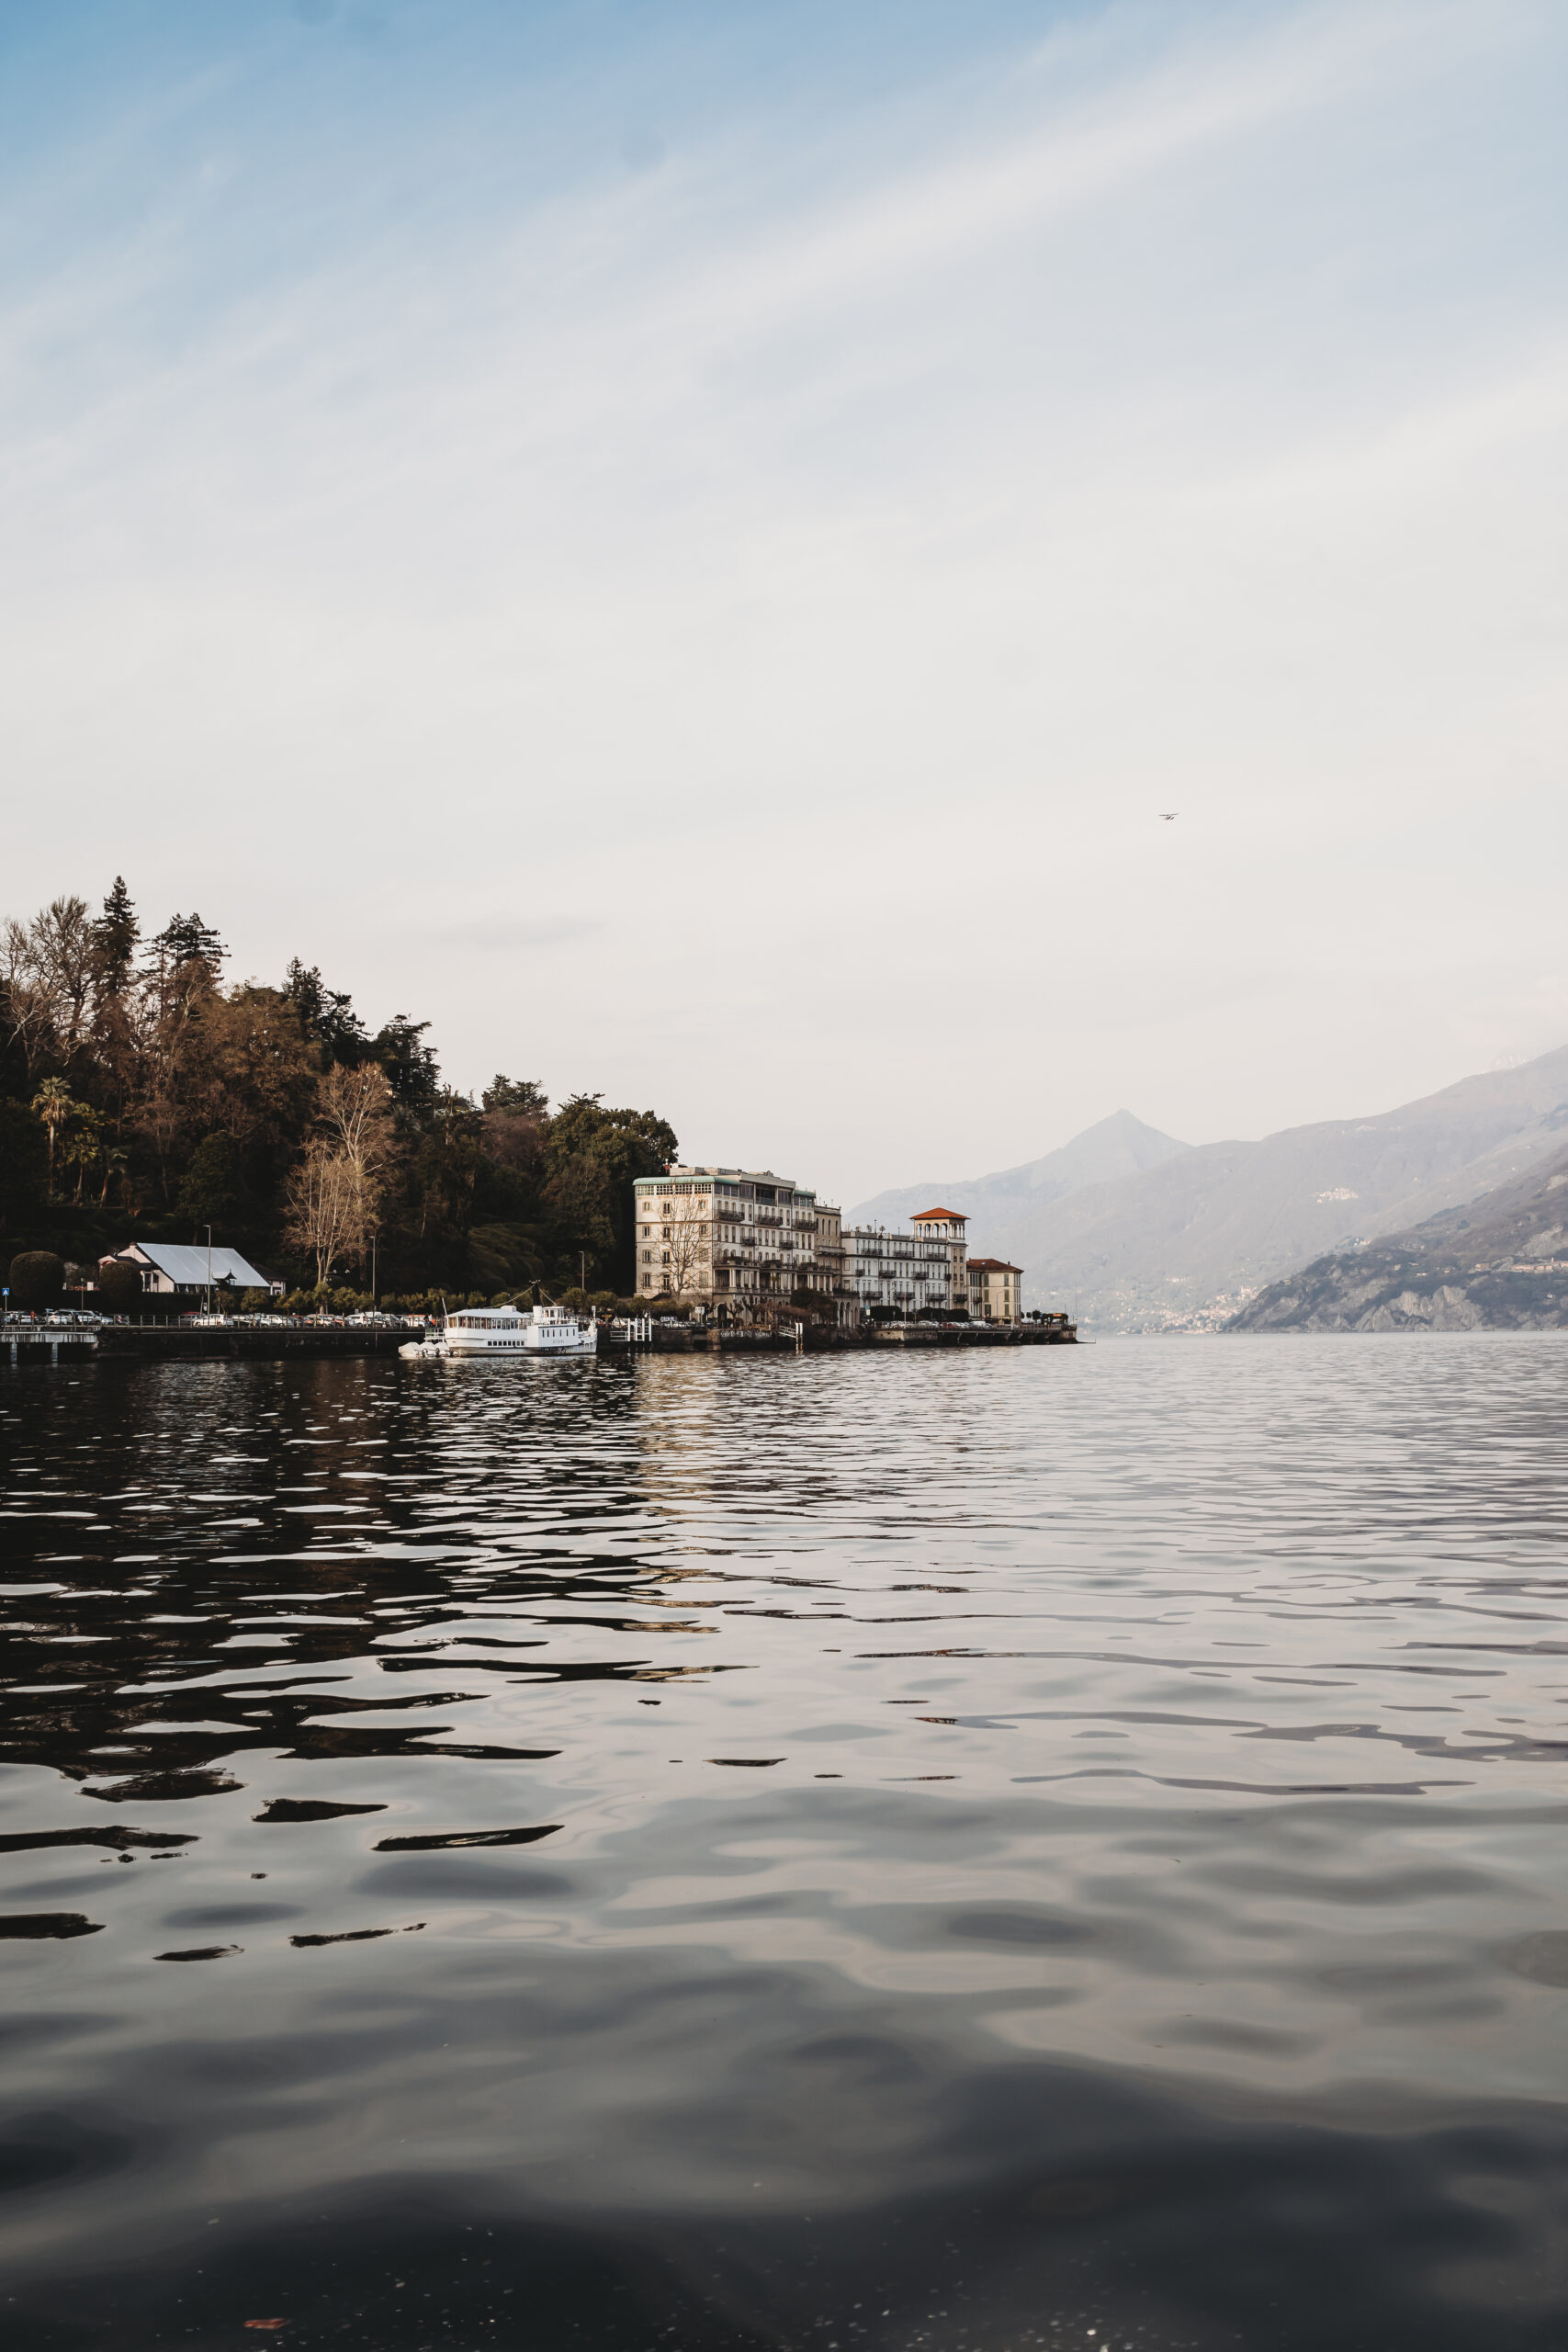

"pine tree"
[90, 877, 139, 996]
[482, 1075, 548, 1113]
[152, 912, 227, 977]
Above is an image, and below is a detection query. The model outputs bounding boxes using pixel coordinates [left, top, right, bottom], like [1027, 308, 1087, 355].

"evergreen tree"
[285, 959, 369, 1064]
[176, 1132, 245, 1229]
[483, 1075, 548, 1114]
[90, 877, 139, 996]
[152, 912, 227, 978]
[542, 1095, 678, 1289]
[373, 1014, 441, 1116]
[283, 958, 324, 1028]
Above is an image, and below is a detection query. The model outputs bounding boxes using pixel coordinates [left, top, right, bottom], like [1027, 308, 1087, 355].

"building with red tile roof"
[966, 1257, 1023, 1323]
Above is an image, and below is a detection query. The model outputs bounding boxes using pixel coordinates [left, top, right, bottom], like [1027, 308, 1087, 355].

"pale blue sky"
[5, 0, 1567, 1201]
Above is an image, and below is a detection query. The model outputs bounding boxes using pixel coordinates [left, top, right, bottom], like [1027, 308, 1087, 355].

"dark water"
[5, 1338, 1568, 2351]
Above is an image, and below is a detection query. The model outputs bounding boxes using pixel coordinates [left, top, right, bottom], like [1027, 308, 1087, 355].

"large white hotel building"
[632, 1174, 1022, 1323]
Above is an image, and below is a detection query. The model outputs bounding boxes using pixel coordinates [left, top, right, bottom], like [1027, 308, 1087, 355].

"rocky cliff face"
[1227, 1147, 1568, 1331]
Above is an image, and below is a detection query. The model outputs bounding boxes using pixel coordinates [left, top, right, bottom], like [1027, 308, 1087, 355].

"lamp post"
[205, 1225, 212, 1316]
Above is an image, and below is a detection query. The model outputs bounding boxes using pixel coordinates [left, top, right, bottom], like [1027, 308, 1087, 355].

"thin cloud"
[1, 0, 1564, 1198]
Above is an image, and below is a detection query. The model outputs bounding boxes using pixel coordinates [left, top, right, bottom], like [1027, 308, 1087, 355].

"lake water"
[4, 1336, 1568, 2350]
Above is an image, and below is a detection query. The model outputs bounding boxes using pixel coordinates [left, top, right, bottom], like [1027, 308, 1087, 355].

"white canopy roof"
[113, 1243, 274, 1289]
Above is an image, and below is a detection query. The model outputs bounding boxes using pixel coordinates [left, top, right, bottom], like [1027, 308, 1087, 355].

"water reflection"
[3, 1338, 1568, 2347]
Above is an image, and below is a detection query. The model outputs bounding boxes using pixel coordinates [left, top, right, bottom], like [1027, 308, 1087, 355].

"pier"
[6, 1318, 1074, 1366]
[609, 1318, 1077, 1353]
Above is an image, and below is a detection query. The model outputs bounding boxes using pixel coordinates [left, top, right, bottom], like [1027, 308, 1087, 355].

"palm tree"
[98, 1143, 129, 1207]
[29, 1077, 76, 1190]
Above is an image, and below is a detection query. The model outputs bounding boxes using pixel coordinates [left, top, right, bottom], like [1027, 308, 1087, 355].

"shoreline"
[4, 1320, 1077, 1362]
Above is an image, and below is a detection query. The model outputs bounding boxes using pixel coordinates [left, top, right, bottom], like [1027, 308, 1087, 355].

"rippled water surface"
[6, 1337, 1568, 2350]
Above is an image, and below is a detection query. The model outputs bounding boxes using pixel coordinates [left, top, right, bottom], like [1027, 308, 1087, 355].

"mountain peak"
[847, 1111, 1190, 1227]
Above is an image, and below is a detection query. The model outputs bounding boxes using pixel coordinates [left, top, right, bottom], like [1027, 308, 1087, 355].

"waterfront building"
[632, 1167, 840, 1306]
[815, 1202, 847, 1303]
[910, 1206, 969, 1300]
[842, 1207, 968, 1315]
[98, 1242, 282, 1299]
[634, 1171, 1020, 1328]
[967, 1256, 1023, 1323]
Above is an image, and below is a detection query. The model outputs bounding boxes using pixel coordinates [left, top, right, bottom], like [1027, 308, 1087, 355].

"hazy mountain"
[1228, 1143, 1568, 1331]
[848, 1109, 1191, 1228]
[852, 1046, 1568, 1331]
[1017, 1046, 1568, 1329]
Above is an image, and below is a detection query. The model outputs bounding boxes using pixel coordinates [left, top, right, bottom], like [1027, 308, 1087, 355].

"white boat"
[399, 1304, 598, 1361]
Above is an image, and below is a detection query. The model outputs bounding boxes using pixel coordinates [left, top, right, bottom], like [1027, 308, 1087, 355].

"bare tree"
[283, 1065, 395, 1288]
[28, 897, 96, 1055]
[2, 922, 59, 1076]
[645, 1188, 712, 1299]
[283, 1145, 356, 1292]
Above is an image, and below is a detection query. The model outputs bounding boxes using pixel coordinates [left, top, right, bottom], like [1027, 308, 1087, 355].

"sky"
[3, 0, 1566, 1207]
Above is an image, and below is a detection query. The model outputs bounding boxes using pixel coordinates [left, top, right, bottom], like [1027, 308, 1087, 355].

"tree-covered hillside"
[1, 882, 674, 1306]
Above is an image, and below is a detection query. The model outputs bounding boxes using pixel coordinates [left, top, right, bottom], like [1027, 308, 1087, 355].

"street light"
[205, 1225, 212, 1316]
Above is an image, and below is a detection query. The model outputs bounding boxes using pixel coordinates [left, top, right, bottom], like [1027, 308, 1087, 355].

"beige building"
[632, 1170, 1021, 1327]
[842, 1206, 968, 1315]
[967, 1257, 1023, 1323]
[815, 1203, 847, 1303]
[632, 1167, 842, 1307]
[911, 1207, 969, 1302]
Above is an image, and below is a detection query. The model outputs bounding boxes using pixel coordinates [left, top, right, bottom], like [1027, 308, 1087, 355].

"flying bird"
[1159, 810, 1179, 820]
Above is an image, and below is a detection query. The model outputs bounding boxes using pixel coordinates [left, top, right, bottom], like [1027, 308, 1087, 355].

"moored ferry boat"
[400, 1303, 597, 1361]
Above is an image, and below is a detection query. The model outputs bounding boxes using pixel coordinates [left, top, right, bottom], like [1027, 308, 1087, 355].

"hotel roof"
[910, 1206, 967, 1223]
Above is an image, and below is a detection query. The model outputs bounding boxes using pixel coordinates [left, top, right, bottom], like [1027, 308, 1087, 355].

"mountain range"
[849, 1044, 1568, 1331]
[1228, 1143, 1568, 1331]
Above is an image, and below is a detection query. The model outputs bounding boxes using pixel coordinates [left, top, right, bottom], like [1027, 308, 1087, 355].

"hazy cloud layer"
[3, 0, 1565, 1201]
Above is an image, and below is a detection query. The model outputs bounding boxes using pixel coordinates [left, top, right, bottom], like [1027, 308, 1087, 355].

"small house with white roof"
[98, 1242, 283, 1299]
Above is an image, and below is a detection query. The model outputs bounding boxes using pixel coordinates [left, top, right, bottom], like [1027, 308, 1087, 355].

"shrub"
[96, 1259, 144, 1317]
[7, 1251, 64, 1311]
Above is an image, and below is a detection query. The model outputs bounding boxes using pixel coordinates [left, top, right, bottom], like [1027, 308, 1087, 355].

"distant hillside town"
[634, 1167, 1027, 1326]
